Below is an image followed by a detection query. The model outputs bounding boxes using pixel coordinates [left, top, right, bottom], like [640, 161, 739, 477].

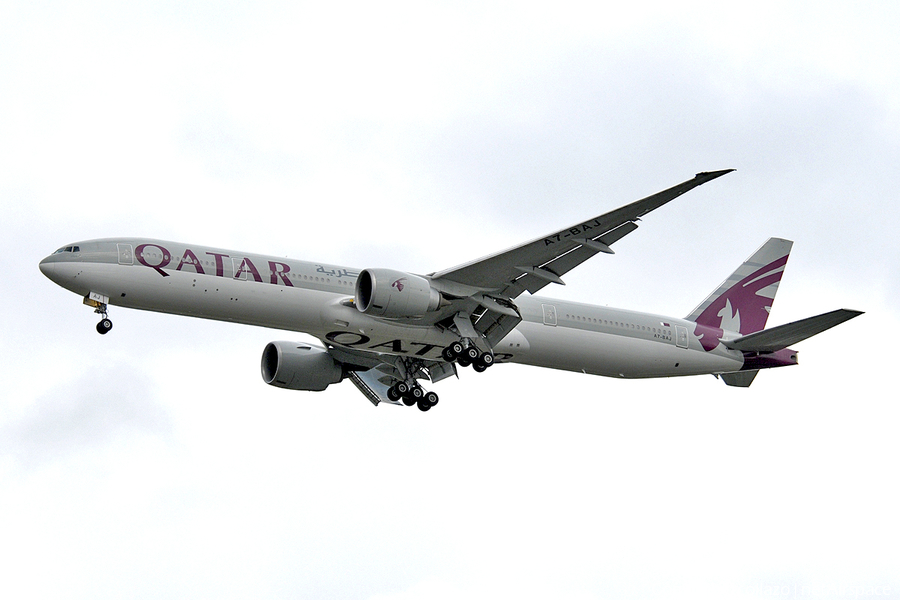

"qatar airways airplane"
[40, 170, 861, 411]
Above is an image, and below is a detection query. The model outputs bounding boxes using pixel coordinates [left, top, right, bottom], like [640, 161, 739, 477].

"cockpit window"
[53, 246, 80, 254]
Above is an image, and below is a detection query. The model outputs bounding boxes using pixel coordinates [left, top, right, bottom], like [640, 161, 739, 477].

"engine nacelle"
[355, 268, 441, 318]
[261, 342, 343, 391]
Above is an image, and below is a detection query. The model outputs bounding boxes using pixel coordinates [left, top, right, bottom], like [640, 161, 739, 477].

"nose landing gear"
[96, 317, 113, 335]
[84, 292, 113, 335]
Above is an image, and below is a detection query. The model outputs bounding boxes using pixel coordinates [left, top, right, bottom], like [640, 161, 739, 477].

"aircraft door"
[117, 243, 133, 265]
[232, 257, 247, 280]
[542, 304, 558, 326]
[676, 325, 689, 348]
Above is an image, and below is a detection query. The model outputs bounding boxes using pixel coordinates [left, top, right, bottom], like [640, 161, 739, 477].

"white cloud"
[0, 364, 172, 469]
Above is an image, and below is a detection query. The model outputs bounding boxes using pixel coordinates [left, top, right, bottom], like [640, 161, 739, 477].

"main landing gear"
[441, 340, 494, 372]
[385, 339, 492, 413]
[387, 381, 440, 412]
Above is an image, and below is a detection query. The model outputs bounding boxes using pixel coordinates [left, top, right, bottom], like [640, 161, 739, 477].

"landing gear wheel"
[464, 346, 480, 362]
[96, 318, 113, 335]
[425, 391, 439, 406]
[388, 385, 402, 402]
[473, 362, 488, 373]
[441, 346, 456, 362]
[416, 398, 432, 412]
[478, 352, 495, 368]
[402, 395, 417, 407]
[410, 386, 424, 400]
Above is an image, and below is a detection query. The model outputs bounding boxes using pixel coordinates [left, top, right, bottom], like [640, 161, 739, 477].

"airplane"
[39, 170, 862, 411]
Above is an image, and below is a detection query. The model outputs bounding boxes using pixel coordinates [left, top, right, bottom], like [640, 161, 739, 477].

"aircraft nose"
[39, 255, 54, 277]
[39, 255, 63, 283]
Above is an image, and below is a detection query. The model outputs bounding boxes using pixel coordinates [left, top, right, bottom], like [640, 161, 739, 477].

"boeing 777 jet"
[39, 170, 861, 411]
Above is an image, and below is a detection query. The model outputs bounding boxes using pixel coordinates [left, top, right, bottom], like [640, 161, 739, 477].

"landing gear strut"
[84, 292, 113, 335]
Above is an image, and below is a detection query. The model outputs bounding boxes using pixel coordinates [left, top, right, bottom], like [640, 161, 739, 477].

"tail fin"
[686, 238, 793, 335]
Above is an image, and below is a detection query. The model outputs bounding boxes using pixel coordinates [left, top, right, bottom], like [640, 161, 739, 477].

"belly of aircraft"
[509, 321, 743, 378]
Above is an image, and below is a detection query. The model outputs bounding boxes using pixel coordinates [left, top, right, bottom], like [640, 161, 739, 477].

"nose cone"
[39, 250, 92, 296]
[39, 255, 57, 279]
[39, 254, 71, 286]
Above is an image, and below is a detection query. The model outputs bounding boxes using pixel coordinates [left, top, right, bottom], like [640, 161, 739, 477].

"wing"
[432, 170, 733, 296]
[426, 170, 734, 347]
[328, 171, 735, 402]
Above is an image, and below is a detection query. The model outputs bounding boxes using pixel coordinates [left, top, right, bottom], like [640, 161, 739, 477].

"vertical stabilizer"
[686, 238, 793, 335]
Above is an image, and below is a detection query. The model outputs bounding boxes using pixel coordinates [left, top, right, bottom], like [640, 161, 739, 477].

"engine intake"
[261, 342, 343, 391]
[355, 268, 441, 318]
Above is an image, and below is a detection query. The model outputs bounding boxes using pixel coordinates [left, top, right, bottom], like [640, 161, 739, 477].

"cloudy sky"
[2, 1, 898, 598]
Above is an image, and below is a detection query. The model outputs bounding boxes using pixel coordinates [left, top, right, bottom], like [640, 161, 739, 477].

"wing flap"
[347, 369, 393, 406]
[723, 309, 863, 353]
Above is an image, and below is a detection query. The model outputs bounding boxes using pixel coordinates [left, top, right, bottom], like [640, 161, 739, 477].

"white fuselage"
[39, 238, 745, 379]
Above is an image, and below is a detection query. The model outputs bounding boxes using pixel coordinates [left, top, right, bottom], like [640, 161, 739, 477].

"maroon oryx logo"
[392, 277, 407, 292]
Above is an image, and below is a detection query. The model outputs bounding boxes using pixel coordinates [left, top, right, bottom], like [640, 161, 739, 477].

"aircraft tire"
[96, 319, 113, 335]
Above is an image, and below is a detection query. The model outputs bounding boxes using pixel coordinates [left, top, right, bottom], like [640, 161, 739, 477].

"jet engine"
[355, 268, 441, 318]
[261, 342, 343, 391]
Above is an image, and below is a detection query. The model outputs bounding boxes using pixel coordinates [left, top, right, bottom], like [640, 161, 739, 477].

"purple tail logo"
[693, 255, 788, 351]
[392, 278, 406, 292]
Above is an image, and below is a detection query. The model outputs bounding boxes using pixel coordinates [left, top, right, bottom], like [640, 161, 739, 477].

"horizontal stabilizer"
[723, 309, 863, 353]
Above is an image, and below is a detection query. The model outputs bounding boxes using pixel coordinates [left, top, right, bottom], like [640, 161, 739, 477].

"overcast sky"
[2, 1, 898, 599]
